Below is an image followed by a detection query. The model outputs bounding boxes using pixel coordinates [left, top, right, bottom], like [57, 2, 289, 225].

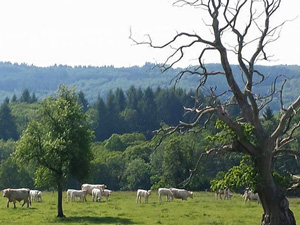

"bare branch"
[270, 94, 300, 144]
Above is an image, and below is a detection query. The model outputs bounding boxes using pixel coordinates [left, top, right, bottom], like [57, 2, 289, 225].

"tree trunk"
[257, 152, 296, 225]
[57, 182, 65, 218]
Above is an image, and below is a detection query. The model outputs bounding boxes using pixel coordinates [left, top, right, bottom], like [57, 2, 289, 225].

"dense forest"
[0, 62, 299, 193]
[0, 84, 299, 194]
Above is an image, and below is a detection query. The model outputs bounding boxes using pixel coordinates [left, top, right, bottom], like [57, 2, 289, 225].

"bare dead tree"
[131, 0, 298, 224]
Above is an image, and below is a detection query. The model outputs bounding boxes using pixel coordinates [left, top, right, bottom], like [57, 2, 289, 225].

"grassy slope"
[1, 191, 300, 225]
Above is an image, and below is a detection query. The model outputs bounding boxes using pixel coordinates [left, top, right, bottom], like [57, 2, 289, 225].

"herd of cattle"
[215, 187, 260, 203]
[1, 183, 259, 208]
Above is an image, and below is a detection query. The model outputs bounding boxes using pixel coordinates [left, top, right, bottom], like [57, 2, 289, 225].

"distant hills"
[0, 61, 299, 110]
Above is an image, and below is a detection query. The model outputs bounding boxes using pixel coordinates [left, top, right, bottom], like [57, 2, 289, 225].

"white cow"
[102, 189, 112, 201]
[30, 190, 38, 202]
[243, 188, 260, 204]
[81, 184, 107, 196]
[71, 190, 87, 201]
[92, 188, 102, 202]
[3, 188, 31, 208]
[136, 189, 151, 204]
[170, 188, 193, 200]
[66, 189, 75, 202]
[30, 190, 42, 202]
[37, 191, 42, 202]
[158, 188, 173, 202]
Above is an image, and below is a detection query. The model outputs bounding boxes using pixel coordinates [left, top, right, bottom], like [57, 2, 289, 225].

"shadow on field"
[56, 216, 135, 224]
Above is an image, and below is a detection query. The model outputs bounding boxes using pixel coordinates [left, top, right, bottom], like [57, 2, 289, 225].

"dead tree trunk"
[256, 150, 296, 225]
[131, 1, 299, 224]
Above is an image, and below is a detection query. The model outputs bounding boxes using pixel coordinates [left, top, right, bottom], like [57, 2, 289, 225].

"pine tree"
[0, 102, 18, 140]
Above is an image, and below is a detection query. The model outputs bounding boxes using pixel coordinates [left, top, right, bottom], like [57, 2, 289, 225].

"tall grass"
[1, 191, 300, 225]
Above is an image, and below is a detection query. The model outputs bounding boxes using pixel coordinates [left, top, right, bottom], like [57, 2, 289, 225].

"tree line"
[0, 85, 297, 198]
[0, 85, 242, 193]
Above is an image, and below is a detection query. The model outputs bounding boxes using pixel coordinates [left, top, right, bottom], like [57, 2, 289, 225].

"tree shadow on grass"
[54, 216, 136, 224]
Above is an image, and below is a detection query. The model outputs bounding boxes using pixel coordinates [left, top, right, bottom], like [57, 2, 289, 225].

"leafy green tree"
[122, 159, 151, 190]
[104, 134, 126, 151]
[0, 102, 18, 140]
[10, 102, 40, 135]
[123, 143, 152, 163]
[119, 132, 146, 147]
[15, 86, 93, 217]
[0, 157, 34, 190]
[0, 139, 16, 162]
[105, 153, 126, 190]
[161, 136, 194, 187]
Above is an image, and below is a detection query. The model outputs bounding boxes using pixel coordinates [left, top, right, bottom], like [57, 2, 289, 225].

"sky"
[0, 0, 299, 68]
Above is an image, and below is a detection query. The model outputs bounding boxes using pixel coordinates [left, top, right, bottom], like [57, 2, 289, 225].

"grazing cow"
[102, 189, 112, 201]
[92, 188, 102, 202]
[136, 189, 151, 204]
[66, 189, 76, 202]
[3, 188, 31, 208]
[37, 191, 42, 202]
[158, 188, 173, 202]
[225, 189, 233, 200]
[30, 190, 42, 202]
[71, 190, 87, 201]
[81, 184, 107, 196]
[243, 188, 260, 204]
[215, 188, 233, 200]
[170, 188, 193, 200]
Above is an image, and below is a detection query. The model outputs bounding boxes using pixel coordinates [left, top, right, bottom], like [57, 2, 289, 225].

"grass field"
[1, 191, 300, 225]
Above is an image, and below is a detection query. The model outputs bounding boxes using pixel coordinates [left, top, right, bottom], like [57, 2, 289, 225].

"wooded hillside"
[0, 62, 299, 110]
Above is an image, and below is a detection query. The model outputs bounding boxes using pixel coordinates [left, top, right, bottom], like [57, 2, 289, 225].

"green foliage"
[10, 102, 40, 135]
[0, 157, 34, 189]
[123, 143, 152, 162]
[263, 106, 274, 121]
[15, 85, 93, 187]
[78, 90, 89, 112]
[160, 136, 195, 187]
[104, 134, 126, 151]
[0, 102, 18, 140]
[210, 155, 293, 193]
[210, 155, 258, 191]
[272, 170, 293, 191]
[207, 119, 257, 148]
[122, 159, 151, 190]
[206, 119, 236, 145]
[0, 139, 16, 162]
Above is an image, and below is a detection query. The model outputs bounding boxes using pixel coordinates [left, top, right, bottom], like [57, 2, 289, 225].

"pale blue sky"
[0, 0, 299, 67]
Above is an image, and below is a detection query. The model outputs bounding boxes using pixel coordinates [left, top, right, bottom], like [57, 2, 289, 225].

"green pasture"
[1, 191, 300, 225]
